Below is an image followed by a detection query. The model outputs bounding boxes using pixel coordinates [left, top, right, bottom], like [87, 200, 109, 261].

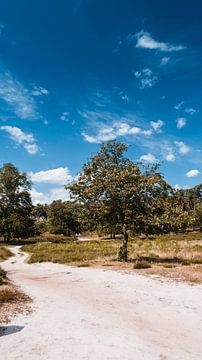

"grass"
[0, 236, 74, 246]
[0, 246, 13, 262]
[22, 240, 120, 264]
[21, 232, 202, 283]
[133, 260, 151, 269]
[0, 246, 31, 323]
[0, 287, 29, 305]
[0, 247, 13, 286]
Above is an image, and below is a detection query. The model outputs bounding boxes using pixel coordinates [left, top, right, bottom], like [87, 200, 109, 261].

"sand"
[0, 246, 202, 360]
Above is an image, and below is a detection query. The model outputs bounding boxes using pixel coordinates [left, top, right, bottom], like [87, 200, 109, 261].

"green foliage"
[68, 141, 172, 260]
[0, 163, 35, 242]
[47, 200, 81, 236]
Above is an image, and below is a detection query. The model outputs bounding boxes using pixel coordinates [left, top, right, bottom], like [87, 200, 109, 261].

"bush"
[133, 260, 151, 269]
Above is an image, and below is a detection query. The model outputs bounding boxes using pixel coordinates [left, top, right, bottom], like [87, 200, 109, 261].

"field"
[22, 232, 202, 284]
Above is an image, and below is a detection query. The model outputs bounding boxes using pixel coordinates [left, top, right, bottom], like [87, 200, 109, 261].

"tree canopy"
[0, 163, 34, 241]
[68, 141, 173, 260]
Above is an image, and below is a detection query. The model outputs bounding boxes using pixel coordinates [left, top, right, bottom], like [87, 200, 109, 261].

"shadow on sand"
[0, 325, 24, 337]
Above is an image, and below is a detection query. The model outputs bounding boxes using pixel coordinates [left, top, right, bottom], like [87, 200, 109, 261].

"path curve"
[0, 246, 202, 360]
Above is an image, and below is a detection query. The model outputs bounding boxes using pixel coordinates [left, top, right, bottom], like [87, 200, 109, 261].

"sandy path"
[0, 247, 202, 360]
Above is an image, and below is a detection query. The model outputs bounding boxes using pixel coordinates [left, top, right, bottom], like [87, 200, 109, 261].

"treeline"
[0, 142, 202, 258]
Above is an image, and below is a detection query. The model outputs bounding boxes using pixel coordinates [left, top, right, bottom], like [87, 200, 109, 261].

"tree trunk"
[118, 226, 128, 262]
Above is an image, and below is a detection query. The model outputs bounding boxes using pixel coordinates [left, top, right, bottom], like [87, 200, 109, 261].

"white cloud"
[24, 143, 39, 155]
[150, 120, 164, 132]
[175, 141, 190, 155]
[31, 85, 49, 96]
[82, 121, 152, 144]
[0, 71, 38, 119]
[186, 169, 200, 178]
[174, 101, 184, 110]
[136, 30, 186, 52]
[30, 187, 71, 205]
[139, 153, 157, 163]
[60, 112, 69, 121]
[0, 125, 39, 154]
[30, 167, 73, 185]
[166, 152, 176, 161]
[184, 108, 198, 115]
[134, 68, 157, 89]
[160, 57, 170, 65]
[176, 117, 186, 129]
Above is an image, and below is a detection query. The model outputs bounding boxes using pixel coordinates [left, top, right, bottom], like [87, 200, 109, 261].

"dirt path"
[0, 246, 202, 360]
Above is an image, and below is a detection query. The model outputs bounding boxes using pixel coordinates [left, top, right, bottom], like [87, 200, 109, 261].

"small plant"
[0, 288, 30, 304]
[133, 260, 151, 269]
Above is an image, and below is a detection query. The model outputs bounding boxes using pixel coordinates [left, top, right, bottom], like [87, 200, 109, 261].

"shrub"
[133, 260, 151, 269]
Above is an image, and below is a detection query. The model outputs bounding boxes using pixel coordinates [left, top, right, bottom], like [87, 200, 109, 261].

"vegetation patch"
[22, 240, 121, 264]
[133, 260, 151, 269]
[0, 247, 13, 262]
[0, 287, 29, 305]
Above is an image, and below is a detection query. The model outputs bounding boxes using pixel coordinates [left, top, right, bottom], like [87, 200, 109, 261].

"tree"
[68, 141, 172, 261]
[32, 204, 48, 220]
[0, 163, 34, 242]
[48, 200, 80, 236]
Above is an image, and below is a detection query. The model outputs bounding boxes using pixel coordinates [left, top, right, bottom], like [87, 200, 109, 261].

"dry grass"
[0, 247, 13, 262]
[22, 232, 202, 284]
[0, 246, 31, 323]
[0, 284, 32, 323]
[0, 287, 29, 304]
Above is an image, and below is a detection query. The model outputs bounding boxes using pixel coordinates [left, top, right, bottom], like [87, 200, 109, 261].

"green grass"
[21, 232, 202, 267]
[0, 236, 74, 246]
[22, 240, 121, 264]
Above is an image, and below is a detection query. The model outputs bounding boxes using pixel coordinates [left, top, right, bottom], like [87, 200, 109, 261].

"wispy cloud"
[186, 169, 200, 178]
[60, 112, 69, 121]
[174, 102, 198, 116]
[1, 125, 39, 154]
[174, 101, 184, 110]
[136, 30, 186, 52]
[176, 117, 186, 129]
[134, 68, 158, 89]
[160, 57, 170, 66]
[0, 24, 6, 34]
[175, 141, 190, 155]
[31, 85, 49, 96]
[150, 120, 164, 133]
[184, 108, 198, 115]
[165, 151, 176, 161]
[82, 121, 152, 144]
[0, 71, 38, 119]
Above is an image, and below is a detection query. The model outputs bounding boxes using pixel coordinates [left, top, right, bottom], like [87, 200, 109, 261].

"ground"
[0, 246, 202, 360]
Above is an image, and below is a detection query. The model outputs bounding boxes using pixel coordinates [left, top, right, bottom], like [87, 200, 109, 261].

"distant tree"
[0, 163, 34, 242]
[68, 141, 172, 261]
[32, 204, 48, 220]
[48, 200, 80, 236]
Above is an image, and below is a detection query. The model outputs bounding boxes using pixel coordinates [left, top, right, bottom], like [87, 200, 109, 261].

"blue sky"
[0, 0, 202, 203]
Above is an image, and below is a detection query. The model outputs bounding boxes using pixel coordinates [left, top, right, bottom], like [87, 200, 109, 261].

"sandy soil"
[0, 247, 202, 360]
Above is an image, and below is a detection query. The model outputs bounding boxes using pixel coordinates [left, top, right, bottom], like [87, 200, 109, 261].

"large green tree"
[0, 163, 34, 242]
[68, 141, 172, 261]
